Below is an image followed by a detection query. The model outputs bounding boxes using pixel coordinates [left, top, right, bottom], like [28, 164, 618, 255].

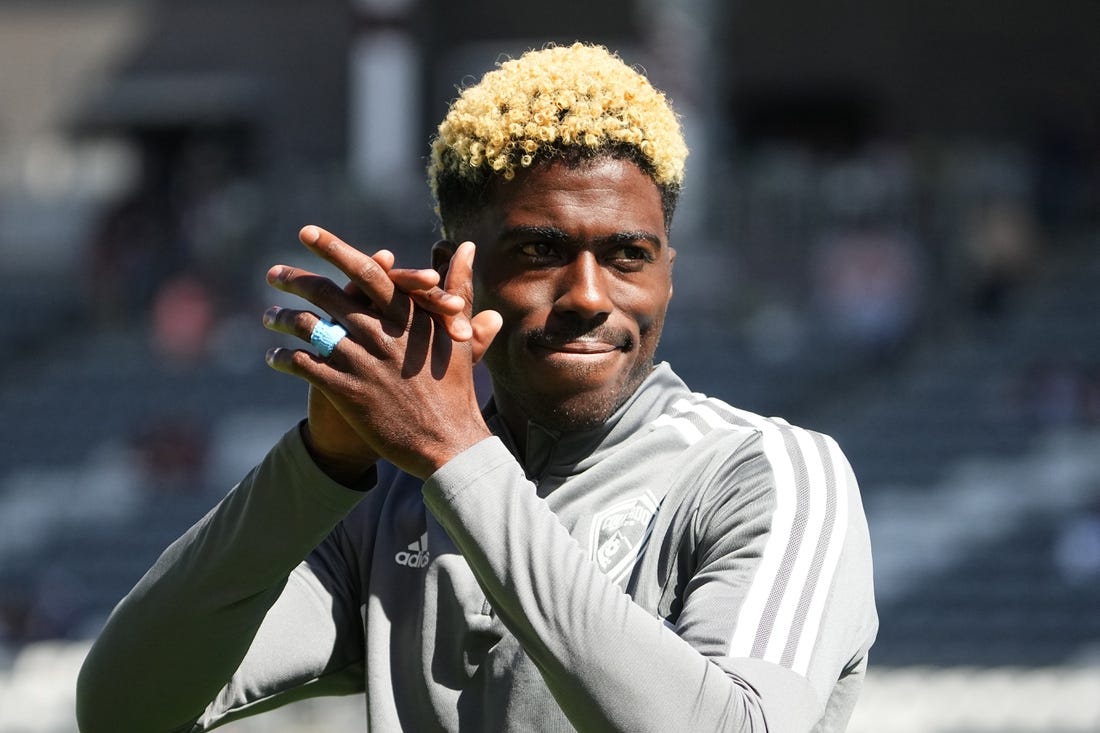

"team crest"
[589, 492, 659, 584]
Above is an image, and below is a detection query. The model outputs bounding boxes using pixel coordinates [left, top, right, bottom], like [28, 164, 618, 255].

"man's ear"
[431, 240, 458, 278]
[668, 246, 676, 298]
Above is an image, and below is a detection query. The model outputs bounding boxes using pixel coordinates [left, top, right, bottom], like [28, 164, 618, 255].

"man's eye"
[520, 242, 558, 259]
[610, 246, 652, 263]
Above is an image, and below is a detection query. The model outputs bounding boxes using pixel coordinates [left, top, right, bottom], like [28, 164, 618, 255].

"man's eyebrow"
[599, 231, 663, 249]
[500, 225, 570, 242]
[500, 225, 663, 249]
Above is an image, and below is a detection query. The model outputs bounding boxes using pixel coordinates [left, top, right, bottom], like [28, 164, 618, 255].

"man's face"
[454, 157, 675, 433]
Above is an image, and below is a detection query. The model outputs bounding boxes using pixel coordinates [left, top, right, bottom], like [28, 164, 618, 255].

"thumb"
[443, 241, 476, 313]
[435, 240, 478, 343]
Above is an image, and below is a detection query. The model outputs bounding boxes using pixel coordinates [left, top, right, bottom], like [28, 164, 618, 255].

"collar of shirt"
[483, 362, 686, 483]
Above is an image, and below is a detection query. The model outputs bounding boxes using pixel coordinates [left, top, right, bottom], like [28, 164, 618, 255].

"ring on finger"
[310, 318, 348, 358]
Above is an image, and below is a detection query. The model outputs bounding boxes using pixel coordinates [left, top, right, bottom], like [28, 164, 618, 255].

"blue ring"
[310, 319, 348, 358]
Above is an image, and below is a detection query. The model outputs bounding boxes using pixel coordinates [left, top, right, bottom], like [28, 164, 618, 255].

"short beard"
[485, 305, 668, 435]
[487, 346, 657, 435]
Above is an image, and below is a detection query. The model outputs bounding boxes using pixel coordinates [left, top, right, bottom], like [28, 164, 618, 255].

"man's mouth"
[536, 339, 618, 354]
[527, 329, 632, 355]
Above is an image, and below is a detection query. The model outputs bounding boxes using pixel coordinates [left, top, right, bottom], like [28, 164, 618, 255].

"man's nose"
[553, 252, 613, 320]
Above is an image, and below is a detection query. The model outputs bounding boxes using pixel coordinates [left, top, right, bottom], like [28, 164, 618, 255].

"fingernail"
[301, 225, 320, 244]
[262, 307, 280, 327]
[265, 347, 278, 365]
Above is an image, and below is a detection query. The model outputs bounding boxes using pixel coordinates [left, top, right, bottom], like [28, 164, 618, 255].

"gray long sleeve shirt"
[77, 363, 878, 732]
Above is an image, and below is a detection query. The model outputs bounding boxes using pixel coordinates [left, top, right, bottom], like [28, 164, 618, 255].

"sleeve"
[680, 427, 878, 731]
[421, 433, 877, 733]
[76, 424, 371, 733]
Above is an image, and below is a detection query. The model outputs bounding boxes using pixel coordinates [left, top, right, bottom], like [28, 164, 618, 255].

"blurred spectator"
[23, 565, 89, 642]
[150, 273, 217, 364]
[1054, 495, 1100, 587]
[1020, 360, 1099, 429]
[173, 138, 265, 309]
[85, 134, 261, 330]
[0, 566, 90, 646]
[0, 597, 31, 647]
[962, 198, 1041, 317]
[1034, 126, 1090, 235]
[810, 225, 924, 362]
[132, 415, 210, 494]
[85, 183, 177, 327]
[1085, 367, 1100, 424]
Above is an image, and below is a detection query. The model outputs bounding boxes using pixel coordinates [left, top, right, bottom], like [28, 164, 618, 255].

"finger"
[365, 251, 443, 294]
[469, 309, 503, 364]
[265, 344, 325, 376]
[262, 305, 320, 342]
[376, 250, 444, 291]
[389, 267, 448, 294]
[299, 225, 400, 318]
[339, 251, 430, 302]
[390, 262, 467, 339]
[378, 260, 462, 337]
[267, 265, 348, 317]
[389, 287, 469, 341]
[372, 249, 396, 271]
[389, 261, 468, 340]
[407, 286, 466, 316]
[429, 301, 473, 342]
[264, 346, 349, 401]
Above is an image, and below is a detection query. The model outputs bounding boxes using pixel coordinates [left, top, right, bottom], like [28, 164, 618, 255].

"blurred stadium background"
[1, 1, 1098, 730]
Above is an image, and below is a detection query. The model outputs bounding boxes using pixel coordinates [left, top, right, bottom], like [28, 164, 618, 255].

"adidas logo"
[394, 532, 430, 568]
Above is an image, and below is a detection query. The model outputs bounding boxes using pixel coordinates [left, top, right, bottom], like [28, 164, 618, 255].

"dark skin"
[440, 157, 675, 444]
[263, 237, 499, 481]
[264, 156, 674, 480]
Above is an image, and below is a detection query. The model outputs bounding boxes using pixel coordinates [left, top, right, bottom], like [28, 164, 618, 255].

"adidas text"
[395, 549, 430, 567]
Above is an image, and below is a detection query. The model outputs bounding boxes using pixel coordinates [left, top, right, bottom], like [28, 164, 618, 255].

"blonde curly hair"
[428, 42, 688, 236]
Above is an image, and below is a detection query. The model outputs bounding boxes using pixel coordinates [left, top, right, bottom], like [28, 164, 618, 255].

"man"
[77, 43, 877, 732]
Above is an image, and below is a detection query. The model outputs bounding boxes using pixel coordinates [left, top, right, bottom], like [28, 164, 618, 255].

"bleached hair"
[428, 42, 688, 236]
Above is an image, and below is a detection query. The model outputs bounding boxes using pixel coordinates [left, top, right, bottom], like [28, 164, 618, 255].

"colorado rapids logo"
[589, 492, 659, 584]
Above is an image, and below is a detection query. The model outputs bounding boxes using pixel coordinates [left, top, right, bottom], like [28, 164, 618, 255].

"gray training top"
[76, 363, 878, 732]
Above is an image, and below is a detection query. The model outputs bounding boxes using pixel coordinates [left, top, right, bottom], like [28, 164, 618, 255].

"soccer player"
[77, 42, 877, 732]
